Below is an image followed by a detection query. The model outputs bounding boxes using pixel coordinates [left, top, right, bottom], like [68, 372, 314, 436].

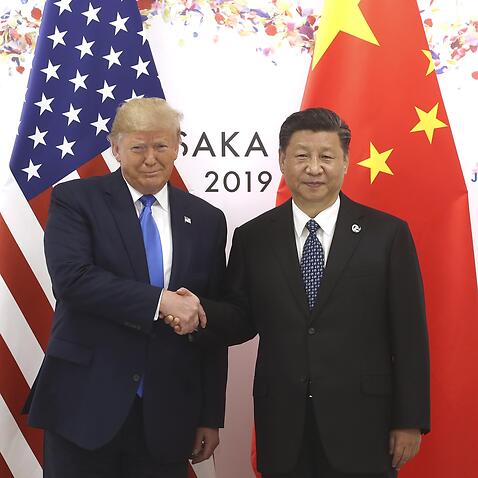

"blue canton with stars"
[9, 0, 165, 201]
[300, 219, 325, 310]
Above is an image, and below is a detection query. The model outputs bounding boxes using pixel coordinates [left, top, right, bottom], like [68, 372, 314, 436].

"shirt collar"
[292, 195, 340, 237]
[122, 174, 170, 212]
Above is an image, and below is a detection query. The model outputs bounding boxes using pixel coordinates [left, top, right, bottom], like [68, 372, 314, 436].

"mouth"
[303, 181, 325, 188]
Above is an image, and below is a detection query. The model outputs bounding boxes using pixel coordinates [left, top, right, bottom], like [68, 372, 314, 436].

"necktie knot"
[306, 219, 319, 234]
[140, 194, 156, 209]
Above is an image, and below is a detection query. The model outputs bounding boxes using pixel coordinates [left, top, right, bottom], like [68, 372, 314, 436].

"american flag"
[1, 1, 210, 477]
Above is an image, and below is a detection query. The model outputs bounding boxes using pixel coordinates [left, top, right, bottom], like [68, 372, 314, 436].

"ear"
[111, 141, 120, 162]
[343, 154, 349, 174]
[278, 149, 286, 174]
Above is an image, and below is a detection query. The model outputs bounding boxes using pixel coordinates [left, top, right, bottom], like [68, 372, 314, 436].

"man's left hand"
[389, 428, 421, 470]
[190, 427, 219, 464]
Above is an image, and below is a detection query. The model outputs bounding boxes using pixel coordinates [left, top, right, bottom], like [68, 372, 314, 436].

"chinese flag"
[276, 1, 478, 477]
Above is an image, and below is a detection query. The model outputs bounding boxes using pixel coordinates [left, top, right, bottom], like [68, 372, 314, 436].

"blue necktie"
[137, 195, 164, 396]
[300, 220, 325, 310]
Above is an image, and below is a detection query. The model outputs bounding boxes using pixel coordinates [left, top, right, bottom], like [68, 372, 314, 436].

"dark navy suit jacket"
[25, 169, 228, 463]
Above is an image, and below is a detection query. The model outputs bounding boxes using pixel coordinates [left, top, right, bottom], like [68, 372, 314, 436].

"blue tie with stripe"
[137, 194, 164, 396]
[300, 220, 325, 310]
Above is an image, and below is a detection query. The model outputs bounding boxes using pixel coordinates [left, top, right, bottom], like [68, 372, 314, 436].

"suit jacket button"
[132, 374, 141, 382]
[308, 327, 316, 335]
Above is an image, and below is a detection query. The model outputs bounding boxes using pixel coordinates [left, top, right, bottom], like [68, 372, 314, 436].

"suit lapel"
[313, 194, 365, 317]
[168, 185, 193, 291]
[269, 200, 309, 317]
[103, 169, 150, 282]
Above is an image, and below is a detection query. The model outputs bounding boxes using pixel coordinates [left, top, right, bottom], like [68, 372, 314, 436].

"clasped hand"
[160, 288, 206, 334]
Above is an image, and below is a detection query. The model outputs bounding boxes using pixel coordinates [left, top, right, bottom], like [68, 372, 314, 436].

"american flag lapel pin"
[184, 216, 191, 224]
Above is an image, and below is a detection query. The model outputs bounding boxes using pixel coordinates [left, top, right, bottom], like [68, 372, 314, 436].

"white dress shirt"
[292, 196, 340, 265]
[123, 178, 173, 319]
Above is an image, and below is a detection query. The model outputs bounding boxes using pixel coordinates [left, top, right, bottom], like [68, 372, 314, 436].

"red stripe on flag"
[0, 336, 43, 465]
[77, 154, 111, 178]
[170, 166, 187, 192]
[0, 453, 14, 478]
[0, 216, 53, 350]
[29, 188, 53, 231]
[187, 463, 197, 478]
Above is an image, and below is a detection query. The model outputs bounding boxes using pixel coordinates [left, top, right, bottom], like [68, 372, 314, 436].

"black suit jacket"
[201, 194, 430, 475]
[25, 169, 228, 463]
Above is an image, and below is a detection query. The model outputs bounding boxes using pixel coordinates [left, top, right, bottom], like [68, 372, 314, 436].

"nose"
[144, 147, 157, 165]
[306, 157, 323, 175]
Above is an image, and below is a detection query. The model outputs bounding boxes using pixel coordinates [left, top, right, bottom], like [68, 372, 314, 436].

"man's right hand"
[159, 289, 202, 334]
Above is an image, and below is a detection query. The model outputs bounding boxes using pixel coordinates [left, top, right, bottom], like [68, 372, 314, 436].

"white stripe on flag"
[0, 395, 42, 478]
[102, 147, 120, 173]
[0, 172, 54, 307]
[0, 276, 44, 387]
[53, 170, 81, 186]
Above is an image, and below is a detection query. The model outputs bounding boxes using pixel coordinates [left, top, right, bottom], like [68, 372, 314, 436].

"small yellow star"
[421, 49, 435, 76]
[312, 0, 379, 69]
[410, 103, 447, 144]
[357, 143, 394, 184]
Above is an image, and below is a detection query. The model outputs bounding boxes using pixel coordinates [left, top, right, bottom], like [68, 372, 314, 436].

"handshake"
[159, 288, 206, 335]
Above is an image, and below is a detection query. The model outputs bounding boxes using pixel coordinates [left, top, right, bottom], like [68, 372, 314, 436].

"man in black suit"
[24, 98, 227, 477]
[171, 108, 430, 477]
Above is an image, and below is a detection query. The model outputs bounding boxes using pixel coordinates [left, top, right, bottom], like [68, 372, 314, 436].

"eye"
[131, 145, 145, 152]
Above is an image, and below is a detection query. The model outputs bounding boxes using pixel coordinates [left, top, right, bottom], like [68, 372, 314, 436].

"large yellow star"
[357, 143, 394, 184]
[410, 103, 447, 143]
[312, 0, 379, 69]
[421, 49, 435, 76]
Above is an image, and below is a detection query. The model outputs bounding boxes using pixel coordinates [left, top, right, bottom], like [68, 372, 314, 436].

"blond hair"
[109, 97, 182, 142]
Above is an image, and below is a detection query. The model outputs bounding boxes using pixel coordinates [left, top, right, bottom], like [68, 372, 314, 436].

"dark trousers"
[264, 399, 397, 478]
[43, 397, 187, 478]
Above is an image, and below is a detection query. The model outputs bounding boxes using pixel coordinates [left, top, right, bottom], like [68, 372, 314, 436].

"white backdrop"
[1, 1, 477, 478]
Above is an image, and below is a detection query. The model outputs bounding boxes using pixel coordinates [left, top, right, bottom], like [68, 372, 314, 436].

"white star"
[90, 113, 110, 135]
[81, 3, 101, 25]
[62, 104, 82, 125]
[126, 90, 144, 101]
[110, 13, 129, 35]
[96, 80, 116, 102]
[28, 127, 48, 148]
[131, 57, 150, 78]
[75, 37, 94, 59]
[56, 136, 75, 158]
[69, 70, 88, 91]
[22, 160, 42, 181]
[54, 0, 72, 15]
[103, 47, 122, 69]
[34, 93, 54, 115]
[47, 26, 67, 49]
[137, 29, 147, 44]
[40, 60, 60, 82]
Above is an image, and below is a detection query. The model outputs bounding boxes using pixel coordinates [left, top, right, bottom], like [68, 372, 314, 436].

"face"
[279, 130, 348, 217]
[112, 128, 179, 195]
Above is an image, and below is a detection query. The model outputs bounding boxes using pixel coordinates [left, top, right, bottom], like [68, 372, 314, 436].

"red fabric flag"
[276, 1, 478, 477]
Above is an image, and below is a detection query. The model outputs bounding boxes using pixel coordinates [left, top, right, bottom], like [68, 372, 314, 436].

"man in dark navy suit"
[171, 108, 430, 478]
[24, 98, 227, 477]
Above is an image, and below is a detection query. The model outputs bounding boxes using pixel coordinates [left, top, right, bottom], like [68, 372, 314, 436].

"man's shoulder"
[237, 201, 291, 234]
[169, 185, 225, 220]
[52, 172, 113, 198]
[344, 194, 407, 227]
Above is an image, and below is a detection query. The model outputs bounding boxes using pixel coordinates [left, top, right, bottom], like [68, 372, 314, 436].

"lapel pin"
[184, 216, 191, 224]
[351, 224, 361, 233]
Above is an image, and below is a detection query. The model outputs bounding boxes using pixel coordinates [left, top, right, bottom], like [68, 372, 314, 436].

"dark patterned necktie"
[300, 219, 325, 310]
